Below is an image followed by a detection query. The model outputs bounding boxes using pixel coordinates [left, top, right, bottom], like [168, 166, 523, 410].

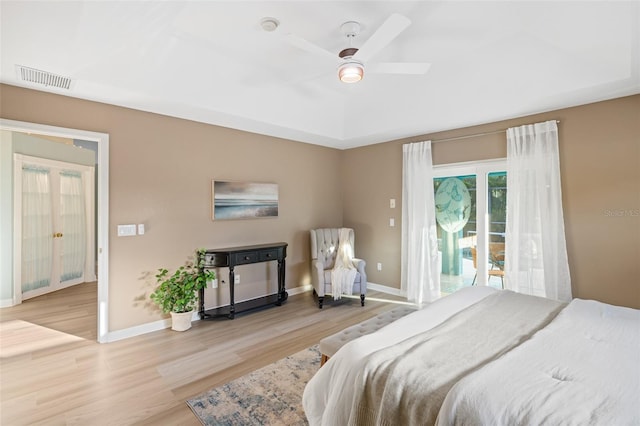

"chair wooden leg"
[360, 294, 365, 306]
[318, 296, 324, 309]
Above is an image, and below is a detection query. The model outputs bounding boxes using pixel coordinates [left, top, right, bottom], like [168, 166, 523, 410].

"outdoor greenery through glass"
[488, 171, 507, 243]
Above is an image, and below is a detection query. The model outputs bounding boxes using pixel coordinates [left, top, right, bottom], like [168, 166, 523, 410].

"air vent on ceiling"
[16, 65, 72, 90]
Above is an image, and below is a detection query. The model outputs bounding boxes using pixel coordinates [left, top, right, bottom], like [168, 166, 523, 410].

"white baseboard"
[0, 298, 15, 308]
[363, 282, 416, 306]
[102, 283, 314, 343]
[288, 284, 312, 296]
[367, 282, 404, 297]
[104, 317, 172, 343]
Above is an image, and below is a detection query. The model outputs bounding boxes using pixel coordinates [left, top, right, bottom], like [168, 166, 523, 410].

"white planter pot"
[170, 310, 193, 331]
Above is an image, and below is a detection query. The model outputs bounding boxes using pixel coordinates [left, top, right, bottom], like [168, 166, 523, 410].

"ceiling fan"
[285, 13, 431, 83]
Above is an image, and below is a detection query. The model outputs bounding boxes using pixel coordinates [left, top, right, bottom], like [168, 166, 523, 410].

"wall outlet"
[234, 274, 240, 285]
[389, 218, 395, 227]
[377, 262, 382, 271]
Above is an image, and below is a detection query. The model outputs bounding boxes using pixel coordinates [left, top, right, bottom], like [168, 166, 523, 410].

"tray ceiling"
[1, 1, 638, 149]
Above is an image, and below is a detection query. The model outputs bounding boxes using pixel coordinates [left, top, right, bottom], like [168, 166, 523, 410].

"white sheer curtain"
[401, 141, 440, 304]
[505, 120, 572, 302]
[60, 170, 86, 283]
[21, 166, 53, 292]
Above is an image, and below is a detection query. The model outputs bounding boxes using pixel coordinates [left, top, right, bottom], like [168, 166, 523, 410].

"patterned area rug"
[187, 345, 320, 425]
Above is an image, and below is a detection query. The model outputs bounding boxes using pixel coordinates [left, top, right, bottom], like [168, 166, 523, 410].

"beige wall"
[343, 94, 640, 309]
[2, 84, 638, 335]
[1, 84, 343, 331]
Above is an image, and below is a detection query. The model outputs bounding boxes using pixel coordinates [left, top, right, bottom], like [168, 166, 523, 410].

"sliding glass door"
[433, 161, 507, 294]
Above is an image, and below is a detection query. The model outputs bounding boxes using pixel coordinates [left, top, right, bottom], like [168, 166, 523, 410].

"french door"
[14, 154, 96, 301]
[433, 160, 507, 294]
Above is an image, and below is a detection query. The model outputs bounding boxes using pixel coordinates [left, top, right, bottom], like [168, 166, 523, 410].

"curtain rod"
[431, 120, 560, 144]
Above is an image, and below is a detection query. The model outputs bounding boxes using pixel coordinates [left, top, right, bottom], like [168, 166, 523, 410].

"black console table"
[198, 242, 288, 319]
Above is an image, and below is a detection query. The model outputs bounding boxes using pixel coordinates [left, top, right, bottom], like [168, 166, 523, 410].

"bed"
[302, 286, 640, 425]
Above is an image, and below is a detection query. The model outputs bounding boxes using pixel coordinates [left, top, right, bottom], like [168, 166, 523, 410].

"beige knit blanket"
[347, 290, 565, 426]
[331, 228, 356, 299]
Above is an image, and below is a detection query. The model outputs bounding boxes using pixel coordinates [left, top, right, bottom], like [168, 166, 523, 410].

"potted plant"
[150, 248, 216, 331]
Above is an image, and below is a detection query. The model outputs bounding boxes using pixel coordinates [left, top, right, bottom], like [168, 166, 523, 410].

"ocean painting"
[212, 181, 279, 220]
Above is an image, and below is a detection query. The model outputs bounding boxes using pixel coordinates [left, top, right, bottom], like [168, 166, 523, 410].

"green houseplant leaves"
[150, 249, 216, 314]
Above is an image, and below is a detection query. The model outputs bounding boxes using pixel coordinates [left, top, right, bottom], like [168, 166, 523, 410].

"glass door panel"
[487, 171, 507, 288]
[433, 175, 477, 294]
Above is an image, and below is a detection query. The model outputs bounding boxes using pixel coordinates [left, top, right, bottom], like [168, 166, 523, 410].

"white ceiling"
[1, 1, 638, 149]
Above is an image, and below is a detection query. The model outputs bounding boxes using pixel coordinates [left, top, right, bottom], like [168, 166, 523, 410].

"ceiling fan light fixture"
[338, 60, 364, 83]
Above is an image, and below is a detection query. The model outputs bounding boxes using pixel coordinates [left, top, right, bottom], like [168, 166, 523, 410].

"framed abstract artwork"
[212, 180, 279, 220]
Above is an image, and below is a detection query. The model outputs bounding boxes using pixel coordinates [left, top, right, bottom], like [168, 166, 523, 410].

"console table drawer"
[235, 251, 259, 265]
[259, 249, 279, 261]
[203, 253, 229, 267]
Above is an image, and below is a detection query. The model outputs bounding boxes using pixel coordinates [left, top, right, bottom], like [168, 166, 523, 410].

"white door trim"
[0, 118, 110, 343]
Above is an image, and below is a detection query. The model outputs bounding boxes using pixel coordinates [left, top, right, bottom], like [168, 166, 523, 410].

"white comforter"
[303, 287, 640, 426]
[347, 290, 564, 425]
[437, 298, 640, 425]
[302, 286, 499, 426]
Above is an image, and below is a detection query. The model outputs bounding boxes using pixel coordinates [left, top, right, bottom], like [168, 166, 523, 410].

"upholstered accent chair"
[309, 228, 367, 309]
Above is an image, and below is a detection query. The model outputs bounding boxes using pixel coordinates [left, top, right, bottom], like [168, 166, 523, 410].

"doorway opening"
[0, 119, 109, 343]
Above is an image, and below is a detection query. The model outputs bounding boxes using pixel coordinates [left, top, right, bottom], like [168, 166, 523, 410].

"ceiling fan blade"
[285, 33, 336, 61]
[354, 13, 411, 62]
[368, 62, 431, 75]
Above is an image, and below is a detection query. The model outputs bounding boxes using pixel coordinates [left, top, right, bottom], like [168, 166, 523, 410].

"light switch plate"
[389, 218, 395, 227]
[390, 198, 396, 208]
[117, 224, 136, 237]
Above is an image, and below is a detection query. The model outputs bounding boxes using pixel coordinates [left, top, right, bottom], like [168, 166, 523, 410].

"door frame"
[0, 118, 110, 343]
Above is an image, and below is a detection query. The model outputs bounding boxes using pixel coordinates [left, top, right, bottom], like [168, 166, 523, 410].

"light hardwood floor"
[0, 283, 407, 425]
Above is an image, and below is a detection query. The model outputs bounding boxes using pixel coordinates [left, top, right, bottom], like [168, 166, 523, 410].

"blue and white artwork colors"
[435, 177, 471, 233]
[213, 181, 278, 220]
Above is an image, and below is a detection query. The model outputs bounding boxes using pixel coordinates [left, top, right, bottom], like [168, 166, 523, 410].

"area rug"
[187, 345, 320, 425]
